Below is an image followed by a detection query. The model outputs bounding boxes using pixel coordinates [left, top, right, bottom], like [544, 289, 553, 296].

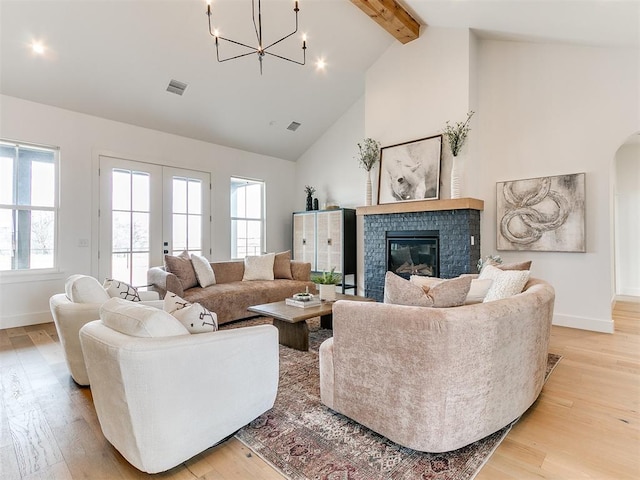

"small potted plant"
[312, 267, 341, 301]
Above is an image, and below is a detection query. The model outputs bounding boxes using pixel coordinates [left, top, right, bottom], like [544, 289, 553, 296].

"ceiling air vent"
[287, 121, 301, 131]
[166, 79, 188, 96]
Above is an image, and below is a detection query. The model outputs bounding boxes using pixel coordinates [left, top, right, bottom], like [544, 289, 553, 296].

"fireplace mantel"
[356, 198, 484, 216]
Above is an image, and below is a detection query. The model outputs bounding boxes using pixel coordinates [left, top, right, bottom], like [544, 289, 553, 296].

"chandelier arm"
[264, 50, 305, 66]
[252, 0, 261, 47]
[217, 50, 259, 63]
[263, 6, 298, 51]
[216, 36, 259, 52]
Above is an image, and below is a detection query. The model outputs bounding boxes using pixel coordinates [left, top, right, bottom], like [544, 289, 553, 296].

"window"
[0, 141, 58, 271]
[171, 175, 203, 257]
[230, 177, 264, 259]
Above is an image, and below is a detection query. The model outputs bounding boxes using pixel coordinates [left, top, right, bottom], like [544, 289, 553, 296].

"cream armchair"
[79, 300, 279, 474]
[320, 278, 555, 453]
[49, 275, 161, 385]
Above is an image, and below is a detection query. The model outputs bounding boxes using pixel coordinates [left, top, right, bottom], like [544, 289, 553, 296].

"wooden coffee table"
[248, 293, 373, 351]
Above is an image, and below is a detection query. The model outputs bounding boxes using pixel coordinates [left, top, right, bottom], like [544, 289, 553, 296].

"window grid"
[0, 141, 58, 272]
[230, 177, 264, 259]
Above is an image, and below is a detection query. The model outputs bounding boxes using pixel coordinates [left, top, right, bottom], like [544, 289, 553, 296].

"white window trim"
[230, 176, 265, 259]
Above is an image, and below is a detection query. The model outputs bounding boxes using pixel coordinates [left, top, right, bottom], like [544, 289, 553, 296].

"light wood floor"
[1, 303, 638, 479]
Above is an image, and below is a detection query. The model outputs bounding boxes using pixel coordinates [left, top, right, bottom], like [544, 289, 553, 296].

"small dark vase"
[313, 198, 319, 210]
[306, 194, 313, 211]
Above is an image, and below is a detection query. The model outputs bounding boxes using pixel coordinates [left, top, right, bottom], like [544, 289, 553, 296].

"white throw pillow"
[100, 298, 189, 337]
[464, 278, 494, 304]
[191, 254, 216, 288]
[480, 265, 530, 302]
[65, 275, 111, 304]
[103, 278, 141, 302]
[243, 253, 275, 281]
[164, 292, 218, 333]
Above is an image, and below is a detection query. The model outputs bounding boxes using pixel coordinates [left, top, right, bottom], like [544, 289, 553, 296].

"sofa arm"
[291, 261, 311, 281]
[138, 290, 160, 301]
[147, 267, 184, 298]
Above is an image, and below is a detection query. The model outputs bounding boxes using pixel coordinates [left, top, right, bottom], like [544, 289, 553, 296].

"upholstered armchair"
[319, 278, 555, 453]
[79, 299, 279, 473]
[49, 275, 161, 385]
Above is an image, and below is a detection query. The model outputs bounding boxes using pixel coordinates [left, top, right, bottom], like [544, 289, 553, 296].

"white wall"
[475, 40, 639, 332]
[615, 142, 640, 297]
[0, 95, 296, 328]
[296, 27, 639, 333]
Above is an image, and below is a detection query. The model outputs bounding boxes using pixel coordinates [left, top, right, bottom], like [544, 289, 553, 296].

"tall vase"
[365, 171, 373, 206]
[451, 155, 463, 199]
[306, 194, 313, 211]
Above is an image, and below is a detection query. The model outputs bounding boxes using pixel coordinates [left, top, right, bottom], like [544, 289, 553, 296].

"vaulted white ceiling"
[1, 1, 638, 161]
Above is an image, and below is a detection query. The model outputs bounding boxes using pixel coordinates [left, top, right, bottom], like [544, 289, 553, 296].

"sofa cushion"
[384, 272, 433, 307]
[243, 253, 275, 281]
[100, 298, 189, 337]
[65, 275, 111, 304]
[191, 254, 216, 288]
[164, 292, 217, 333]
[164, 250, 198, 290]
[103, 278, 141, 302]
[273, 251, 294, 279]
[464, 278, 494, 304]
[480, 265, 530, 302]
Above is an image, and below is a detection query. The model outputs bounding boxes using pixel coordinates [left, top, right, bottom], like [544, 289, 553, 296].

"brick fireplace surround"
[357, 199, 484, 302]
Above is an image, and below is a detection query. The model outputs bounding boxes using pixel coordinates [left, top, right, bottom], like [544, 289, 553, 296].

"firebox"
[386, 230, 439, 279]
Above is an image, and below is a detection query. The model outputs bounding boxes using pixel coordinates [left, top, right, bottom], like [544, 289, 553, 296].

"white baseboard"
[617, 287, 640, 297]
[553, 313, 614, 334]
[615, 294, 640, 303]
[0, 311, 53, 330]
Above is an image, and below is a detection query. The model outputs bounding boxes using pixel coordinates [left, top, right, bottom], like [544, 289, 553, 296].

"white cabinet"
[292, 209, 356, 292]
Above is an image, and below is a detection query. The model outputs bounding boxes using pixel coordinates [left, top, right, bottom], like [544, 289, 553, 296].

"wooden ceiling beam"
[350, 0, 421, 44]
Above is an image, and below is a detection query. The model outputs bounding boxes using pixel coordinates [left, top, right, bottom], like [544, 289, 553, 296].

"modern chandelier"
[206, 0, 307, 74]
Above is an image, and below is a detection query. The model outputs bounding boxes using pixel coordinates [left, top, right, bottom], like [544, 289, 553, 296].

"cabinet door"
[316, 210, 343, 273]
[293, 213, 316, 268]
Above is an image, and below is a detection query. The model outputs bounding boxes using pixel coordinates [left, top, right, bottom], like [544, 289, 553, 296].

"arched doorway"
[614, 133, 640, 300]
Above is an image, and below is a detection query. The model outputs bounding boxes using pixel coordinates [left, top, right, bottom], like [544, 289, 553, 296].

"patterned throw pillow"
[164, 292, 218, 333]
[479, 265, 530, 302]
[242, 253, 276, 281]
[191, 254, 216, 288]
[103, 278, 141, 302]
[409, 275, 475, 307]
[164, 250, 198, 290]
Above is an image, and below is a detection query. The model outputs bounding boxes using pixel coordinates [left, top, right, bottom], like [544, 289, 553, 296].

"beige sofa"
[319, 278, 555, 453]
[148, 259, 316, 325]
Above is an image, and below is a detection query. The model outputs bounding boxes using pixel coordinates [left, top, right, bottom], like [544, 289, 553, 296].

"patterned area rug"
[224, 317, 562, 480]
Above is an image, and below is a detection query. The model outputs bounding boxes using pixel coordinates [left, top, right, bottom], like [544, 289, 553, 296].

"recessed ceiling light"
[315, 58, 326, 71]
[31, 41, 45, 55]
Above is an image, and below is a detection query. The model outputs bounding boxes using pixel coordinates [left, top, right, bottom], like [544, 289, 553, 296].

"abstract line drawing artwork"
[496, 173, 585, 252]
[378, 135, 442, 204]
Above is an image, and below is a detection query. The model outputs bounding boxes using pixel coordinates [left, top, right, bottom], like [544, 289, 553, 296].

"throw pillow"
[479, 265, 530, 302]
[164, 292, 218, 333]
[384, 272, 433, 307]
[65, 274, 111, 304]
[103, 278, 141, 302]
[464, 278, 494, 304]
[497, 261, 532, 271]
[273, 250, 294, 279]
[191, 254, 216, 288]
[243, 253, 276, 281]
[426, 276, 472, 307]
[164, 250, 198, 290]
[100, 297, 189, 338]
[409, 275, 443, 290]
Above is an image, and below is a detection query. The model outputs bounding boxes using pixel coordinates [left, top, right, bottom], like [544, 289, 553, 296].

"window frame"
[0, 139, 60, 277]
[230, 176, 265, 259]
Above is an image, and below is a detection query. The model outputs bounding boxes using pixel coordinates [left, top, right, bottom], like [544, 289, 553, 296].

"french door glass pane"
[131, 252, 148, 286]
[188, 215, 201, 250]
[132, 172, 150, 211]
[132, 212, 149, 250]
[112, 170, 131, 210]
[112, 211, 131, 252]
[172, 214, 187, 251]
[173, 178, 187, 214]
[112, 253, 129, 282]
[188, 180, 202, 214]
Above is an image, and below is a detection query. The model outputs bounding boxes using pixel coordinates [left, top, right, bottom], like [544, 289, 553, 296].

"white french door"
[98, 156, 210, 286]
